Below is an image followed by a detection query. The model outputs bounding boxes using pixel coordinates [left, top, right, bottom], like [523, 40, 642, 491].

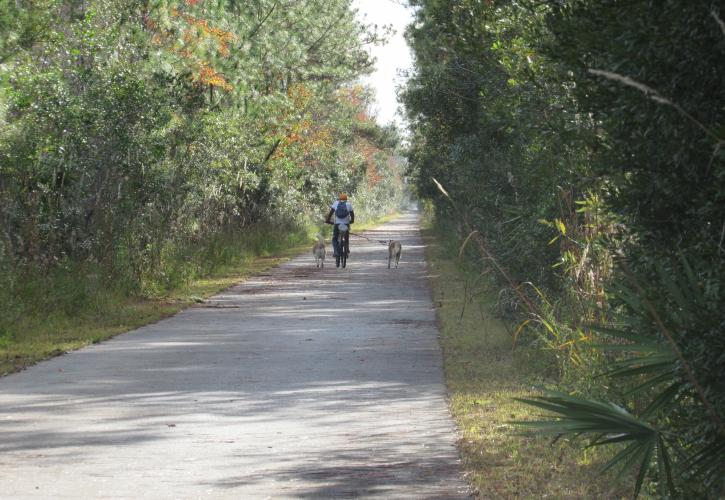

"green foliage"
[404, 0, 725, 496]
[544, 0, 725, 255]
[0, 0, 405, 354]
[425, 222, 628, 498]
[515, 390, 673, 499]
[0, 0, 54, 63]
[403, 0, 588, 293]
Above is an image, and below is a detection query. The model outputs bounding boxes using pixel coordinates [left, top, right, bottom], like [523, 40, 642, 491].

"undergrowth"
[424, 225, 630, 499]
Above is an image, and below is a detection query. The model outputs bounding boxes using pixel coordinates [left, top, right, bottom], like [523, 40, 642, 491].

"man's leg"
[344, 230, 350, 256]
[332, 224, 340, 256]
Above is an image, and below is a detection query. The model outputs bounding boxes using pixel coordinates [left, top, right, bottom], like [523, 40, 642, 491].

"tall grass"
[128, 223, 313, 297]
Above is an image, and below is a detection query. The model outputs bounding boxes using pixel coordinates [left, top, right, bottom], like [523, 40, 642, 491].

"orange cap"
[339, 193, 348, 201]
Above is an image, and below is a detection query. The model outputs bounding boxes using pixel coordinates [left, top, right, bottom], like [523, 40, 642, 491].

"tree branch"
[246, 1, 279, 41]
[588, 68, 724, 144]
[711, 8, 725, 37]
[306, 10, 347, 54]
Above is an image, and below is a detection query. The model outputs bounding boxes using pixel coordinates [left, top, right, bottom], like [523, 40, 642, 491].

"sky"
[352, 0, 414, 127]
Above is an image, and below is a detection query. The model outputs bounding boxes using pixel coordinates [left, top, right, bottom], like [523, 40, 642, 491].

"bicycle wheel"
[340, 232, 348, 268]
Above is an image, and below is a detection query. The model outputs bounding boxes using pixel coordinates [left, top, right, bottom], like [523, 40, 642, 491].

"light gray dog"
[312, 235, 326, 268]
[388, 240, 402, 269]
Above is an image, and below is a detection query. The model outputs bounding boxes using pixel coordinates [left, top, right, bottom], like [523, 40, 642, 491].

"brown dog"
[388, 240, 402, 269]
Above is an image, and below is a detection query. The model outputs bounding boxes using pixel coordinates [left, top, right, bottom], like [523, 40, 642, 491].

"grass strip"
[423, 228, 629, 499]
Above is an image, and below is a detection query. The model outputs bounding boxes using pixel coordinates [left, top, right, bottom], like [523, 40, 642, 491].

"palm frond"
[513, 391, 674, 498]
[683, 437, 725, 489]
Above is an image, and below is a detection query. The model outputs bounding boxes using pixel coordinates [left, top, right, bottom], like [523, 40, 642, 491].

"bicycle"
[326, 221, 349, 268]
[336, 223, 349, 268]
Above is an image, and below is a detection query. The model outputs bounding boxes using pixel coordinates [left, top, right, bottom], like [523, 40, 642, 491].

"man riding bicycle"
[325, 193, 354, 258]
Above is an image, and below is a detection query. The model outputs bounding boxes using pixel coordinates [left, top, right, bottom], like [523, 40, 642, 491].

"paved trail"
[0, 213, 469, 499]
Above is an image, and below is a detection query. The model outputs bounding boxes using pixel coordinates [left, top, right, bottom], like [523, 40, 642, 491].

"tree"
[402, 0, 725, 496]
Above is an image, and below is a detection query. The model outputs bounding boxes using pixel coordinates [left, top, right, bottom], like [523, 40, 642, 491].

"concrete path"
[0, 213, 469, 499]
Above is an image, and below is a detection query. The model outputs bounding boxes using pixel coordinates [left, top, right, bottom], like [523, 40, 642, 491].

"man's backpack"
[335, 201, 349, 219]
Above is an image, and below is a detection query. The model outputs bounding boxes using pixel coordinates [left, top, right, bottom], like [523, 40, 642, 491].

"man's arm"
[349, 210, 354, 224]
[324, 208, 334, 224]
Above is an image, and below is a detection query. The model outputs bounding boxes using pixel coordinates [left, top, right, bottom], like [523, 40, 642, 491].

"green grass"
[423, 229, 630, 499]
[353, 211, 400, 231]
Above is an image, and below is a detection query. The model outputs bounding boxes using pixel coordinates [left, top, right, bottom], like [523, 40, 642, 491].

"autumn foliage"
[148, 4, 236, 91]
